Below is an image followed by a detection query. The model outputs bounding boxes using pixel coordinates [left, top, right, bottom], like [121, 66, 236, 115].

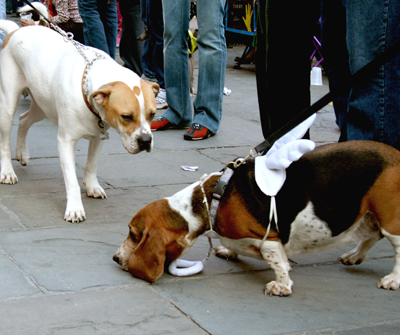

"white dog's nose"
[138, 133, 152, 152]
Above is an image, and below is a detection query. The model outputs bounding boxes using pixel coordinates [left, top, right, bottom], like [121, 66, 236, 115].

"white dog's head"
[91, 80, 159, 153]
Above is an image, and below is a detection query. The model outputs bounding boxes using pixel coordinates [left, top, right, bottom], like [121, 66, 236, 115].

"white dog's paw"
[1, 171, 18, 184]
[264, 280, 293, 296]
[378, 274, 400, 290]
[214, 245, 239, 260]
[64, 206, 86, 223]
[85, 184, 107, 199]
[16, 149, 30, 166]
[339, 250, 364, 266]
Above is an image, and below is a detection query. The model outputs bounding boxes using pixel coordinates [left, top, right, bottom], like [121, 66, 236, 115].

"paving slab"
[0, 286, 207, 335]
[153, 258, 400, 335]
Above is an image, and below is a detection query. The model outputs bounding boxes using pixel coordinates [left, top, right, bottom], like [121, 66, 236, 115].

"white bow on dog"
[255, 115, 316, 241]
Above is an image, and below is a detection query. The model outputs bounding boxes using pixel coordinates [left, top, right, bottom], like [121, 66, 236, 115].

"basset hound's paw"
[339, 249, 364, 266]
[264, 280, 293, 296]
[214, 245, 239, 260]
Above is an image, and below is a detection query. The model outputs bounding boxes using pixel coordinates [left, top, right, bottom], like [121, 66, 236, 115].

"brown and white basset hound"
[113, 140, 400, 296]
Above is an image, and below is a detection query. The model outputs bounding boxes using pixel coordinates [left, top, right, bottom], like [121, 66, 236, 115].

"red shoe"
[183, 123, 215, 140]
[151, 116, 174, 131]
[151, 116, 188, 131]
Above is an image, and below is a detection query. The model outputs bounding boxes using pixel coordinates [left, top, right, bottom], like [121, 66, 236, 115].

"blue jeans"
[78, 0, 118, 59]
[321, 0, 400, 149]
[161, 0, 227, 133]
[141, 0, 164, 88]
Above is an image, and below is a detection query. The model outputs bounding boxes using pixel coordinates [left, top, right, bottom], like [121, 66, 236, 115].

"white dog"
[0, 21, 159, 223]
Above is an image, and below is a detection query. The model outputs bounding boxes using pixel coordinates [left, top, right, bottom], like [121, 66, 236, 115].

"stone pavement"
[1, 15, 400, 335]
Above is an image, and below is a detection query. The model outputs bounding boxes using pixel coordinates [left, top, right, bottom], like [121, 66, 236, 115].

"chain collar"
[81, 55, 109, 140]
[52, 27, 110, 140]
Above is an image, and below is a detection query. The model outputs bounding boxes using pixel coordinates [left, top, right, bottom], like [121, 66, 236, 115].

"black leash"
[21, 0, 56, 28]
[253, 38, 400, 156]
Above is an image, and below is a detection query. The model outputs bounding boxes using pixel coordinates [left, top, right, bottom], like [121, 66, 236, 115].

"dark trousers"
[255, 0, 320, 139]
[119, 0, 144, 75]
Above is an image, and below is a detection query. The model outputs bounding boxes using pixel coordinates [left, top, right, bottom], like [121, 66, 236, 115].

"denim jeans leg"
[141, 39, 156, 78]
[78, 0, 117, 59]
[148, 0, 164, 88]
[161, 0, 192, 126]
[345, 0, 400, 149]
[192, 0, 227, 134]
[100, 0, 118, 60]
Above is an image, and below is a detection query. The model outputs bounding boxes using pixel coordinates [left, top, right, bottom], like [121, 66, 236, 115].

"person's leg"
[98, 0, 118, 60]
[256, 0, 320, 139]
[119, 0, 143, 75]
[141, 0, 156, 80]
[160, 0, 192, 126]
[148, 0, 164, 88]
[6, 0, 12, 14]
[345, 0, 400, 150]
[320, 0, 351, 141]
[78, 0, 109, 54]
[191, 0, 227, 134]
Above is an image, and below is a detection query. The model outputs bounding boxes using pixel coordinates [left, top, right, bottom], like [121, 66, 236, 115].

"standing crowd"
[1, 0, 400, 148]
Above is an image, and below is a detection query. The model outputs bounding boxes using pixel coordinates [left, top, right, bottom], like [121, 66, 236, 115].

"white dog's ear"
[140, 79, 159, 97]
[151, 83, 160, 97]
[92, 92, 108, 105]
[90, 85, 113, 106]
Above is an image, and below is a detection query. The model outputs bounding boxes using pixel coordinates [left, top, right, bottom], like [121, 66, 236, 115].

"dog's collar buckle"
[98, 120, 109, 140]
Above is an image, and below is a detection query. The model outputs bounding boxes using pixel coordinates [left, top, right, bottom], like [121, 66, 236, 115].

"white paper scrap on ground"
[181, 166, 199, 171]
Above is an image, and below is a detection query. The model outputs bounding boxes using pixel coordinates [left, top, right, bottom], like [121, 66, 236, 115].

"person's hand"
[20, 18, 35, 26]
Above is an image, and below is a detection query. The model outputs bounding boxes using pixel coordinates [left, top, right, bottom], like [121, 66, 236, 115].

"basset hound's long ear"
[127, 227, 166, 283]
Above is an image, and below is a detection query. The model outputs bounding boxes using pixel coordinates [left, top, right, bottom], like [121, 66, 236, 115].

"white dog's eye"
[121, 114, 134, 122]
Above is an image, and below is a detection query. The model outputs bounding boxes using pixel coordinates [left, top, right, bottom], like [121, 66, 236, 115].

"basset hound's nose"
[113, 254, 120, 264]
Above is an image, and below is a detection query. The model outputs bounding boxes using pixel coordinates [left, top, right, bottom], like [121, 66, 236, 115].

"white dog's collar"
[81, 57, 109, 140]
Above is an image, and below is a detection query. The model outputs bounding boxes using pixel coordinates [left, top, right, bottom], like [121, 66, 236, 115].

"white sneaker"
[141, 74, 157, 83]
[157, 88, 166, 100]
[156, 96, 168, 109]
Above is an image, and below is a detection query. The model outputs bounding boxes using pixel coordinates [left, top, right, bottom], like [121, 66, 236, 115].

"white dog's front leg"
[57, 135, 85, 223]
[0, 130, 18, 184]
[260, 240, 293, 296]
[83, 137, 106, 199]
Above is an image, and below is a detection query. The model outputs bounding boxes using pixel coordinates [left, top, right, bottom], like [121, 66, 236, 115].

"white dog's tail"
[17, 3, 49, 20]
[0, 20, 20, 36]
